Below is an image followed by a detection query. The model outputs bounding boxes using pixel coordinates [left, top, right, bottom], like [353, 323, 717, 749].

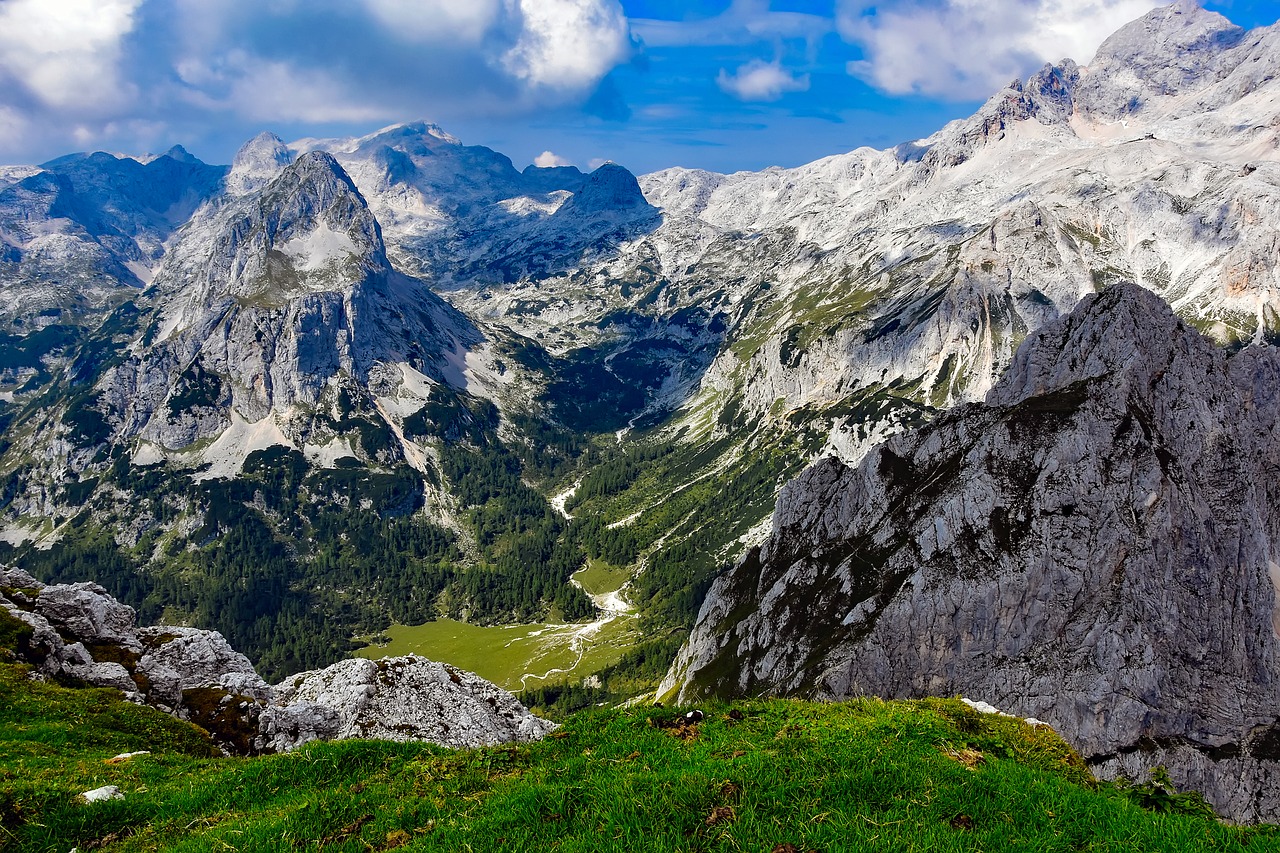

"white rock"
[79, 785, 123, 804]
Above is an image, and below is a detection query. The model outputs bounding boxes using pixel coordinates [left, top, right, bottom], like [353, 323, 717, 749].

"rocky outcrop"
[662, 282, 1280, 823]
[135, 626, 272, 712]
[0, 568, 553, 755]
[259, 656, 557, 752]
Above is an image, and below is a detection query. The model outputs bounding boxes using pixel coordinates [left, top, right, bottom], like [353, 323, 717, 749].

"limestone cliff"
[662, 282, 1280, 823]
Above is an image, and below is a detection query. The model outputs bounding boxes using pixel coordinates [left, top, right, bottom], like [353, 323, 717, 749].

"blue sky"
[0, 0, 1276, 175]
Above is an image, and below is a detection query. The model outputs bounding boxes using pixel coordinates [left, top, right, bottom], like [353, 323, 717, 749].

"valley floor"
[353, 560, 640, 692]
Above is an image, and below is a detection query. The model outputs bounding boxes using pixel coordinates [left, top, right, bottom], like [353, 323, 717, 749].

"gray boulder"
[262, 655, 557, 752]
[33, 582, 141, 652]
[136, 626, 272, 712]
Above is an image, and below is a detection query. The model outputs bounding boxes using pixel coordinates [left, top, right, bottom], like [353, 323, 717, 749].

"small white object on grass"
[79, 785, 124, 803]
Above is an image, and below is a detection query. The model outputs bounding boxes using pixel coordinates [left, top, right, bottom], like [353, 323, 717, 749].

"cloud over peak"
[838, 0, 1164, 100]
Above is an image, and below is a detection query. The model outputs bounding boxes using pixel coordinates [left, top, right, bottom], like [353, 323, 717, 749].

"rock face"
[97, 147, 480, 458]
[662, 282, 1280, 823]
[0, 148, 227, 329]
[0, 568, 553, 755]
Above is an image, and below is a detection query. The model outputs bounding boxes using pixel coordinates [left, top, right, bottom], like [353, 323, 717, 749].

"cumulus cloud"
[717, 60, 811, 102]
[503, 0, 633, 91]
[534, 150, 574, 167]
[364, 0, 502, 43]
[0, 0, 141, 112]
[0, 0, 634, 162]
[838, 0, 1163, 100]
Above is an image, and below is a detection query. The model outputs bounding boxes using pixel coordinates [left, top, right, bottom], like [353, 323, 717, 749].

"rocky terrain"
[0, 566, 554, 754]
[662, 282, 1280, 822]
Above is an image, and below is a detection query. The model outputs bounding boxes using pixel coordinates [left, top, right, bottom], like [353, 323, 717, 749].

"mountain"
[100, 148, 477, 463]
[0, 147, 227, 333]
[0, 0, 1277, 762]
[660, 281, 1280, 822]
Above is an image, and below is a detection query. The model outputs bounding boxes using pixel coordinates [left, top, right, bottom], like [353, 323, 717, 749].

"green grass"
[354, 615, 640, 693]
[572, 559, 631, 597]
[3, 661, 1273, 852]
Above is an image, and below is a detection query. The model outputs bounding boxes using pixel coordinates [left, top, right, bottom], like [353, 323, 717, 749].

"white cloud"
[0, 0, 141, 111]
[534, 150, 573, 167]
[633, 0, 832, 47]
[717, 60, 811, 102]
[587, 157, 609, 170]
[502, 0, 632, 92]
[364, 0, 502, 43]
[838, 0, 1163, 100]
[0, 106, 30, 151]
[222, 60, 394, 124]
[0, 0, 637, 161]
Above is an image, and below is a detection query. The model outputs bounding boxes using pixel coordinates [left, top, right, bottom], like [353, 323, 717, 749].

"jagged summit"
[161, 149, 387, 313]
[1087, 0, 1244, 78]
[100, 147, 478, 456]
[1074, 1, 1279, 124]
[162, 144, 200, 164]
[226, 131, 296, 196]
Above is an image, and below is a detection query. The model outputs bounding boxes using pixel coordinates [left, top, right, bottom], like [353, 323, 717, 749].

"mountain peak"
[162, 144, 199, 164]
[1091, 1, 1243, 65]
[227, 131, 296, 196]
[986, 281, 1207, 409]
[1074, 0, 1246, 120]
[557, 163, 649, 215]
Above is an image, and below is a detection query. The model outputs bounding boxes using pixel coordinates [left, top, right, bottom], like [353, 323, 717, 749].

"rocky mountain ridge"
[661, 282, 1280, 822]
[0, 566, 554, 754]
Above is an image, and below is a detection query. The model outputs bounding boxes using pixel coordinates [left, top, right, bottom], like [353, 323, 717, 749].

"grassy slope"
[2, 660, 1275, 853]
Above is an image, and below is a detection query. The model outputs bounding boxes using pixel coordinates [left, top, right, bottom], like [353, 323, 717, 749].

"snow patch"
[279, 223, 358, 273]
[191, 412, 295, 481]
[304, 436, 357, 468]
